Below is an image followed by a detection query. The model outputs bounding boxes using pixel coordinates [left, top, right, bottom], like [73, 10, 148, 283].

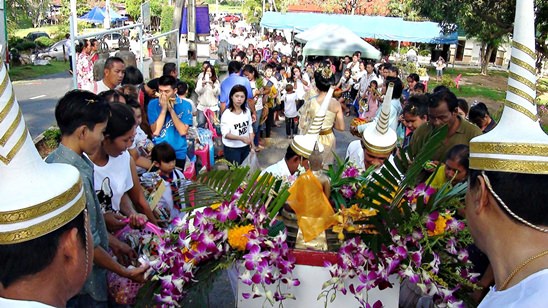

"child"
[336, 68, 354, 116]
[45, 90, 146, 306]
[148, 76, 193, 170]
[361, 80, 380, 120]
[127, 98, 153, 174]
[413, 82, 426, 95]
[151, 142, 186, 223]
[282, 84, 299, 139]
[400, 95, 428, 149]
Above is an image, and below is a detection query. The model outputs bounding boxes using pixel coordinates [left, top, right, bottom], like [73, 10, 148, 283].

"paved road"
[12, 71, 72, 139]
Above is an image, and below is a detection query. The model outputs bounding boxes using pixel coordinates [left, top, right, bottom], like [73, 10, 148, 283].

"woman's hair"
[445, 144, 469, 170]
[122, 66, 144, 85]
[228, 84, 248, 113]
[313, 61, 335, 92]
[403, 95, 429, 118]
[151, 142, 176, 164]
[202, 64, 217, 83]
[98, 90, 127, 104]
[121, 84, 139, 101]
[468, 102, 490, 123]
[369, 80, 378, 88]
[104, 103, 136, 140]
[457, 98, 469, 116]
[75, 39, 88, 53]
[252, 53, 262, 62]
[242, 64, 259, 80]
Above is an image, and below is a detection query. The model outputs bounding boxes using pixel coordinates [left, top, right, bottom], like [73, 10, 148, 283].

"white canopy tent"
[301, 25, 381, 60]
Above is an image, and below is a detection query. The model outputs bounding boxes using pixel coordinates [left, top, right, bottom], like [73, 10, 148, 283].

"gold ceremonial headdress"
[469, 0, 548, 174]
[0, 62, 85, 244]
[361, 83, 397, 155]
[290, 87, 335, 158]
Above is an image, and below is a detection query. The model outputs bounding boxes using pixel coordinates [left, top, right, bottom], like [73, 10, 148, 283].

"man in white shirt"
[94, 56, 126, 94]
[262, 144, 309, 178]
[347, 83, 397, 170]
[466, 1, 548, 306]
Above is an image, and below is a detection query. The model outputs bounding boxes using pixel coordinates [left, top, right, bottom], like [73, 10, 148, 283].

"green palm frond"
[181, 167, 290, 217]
[360, 125, 448, 211]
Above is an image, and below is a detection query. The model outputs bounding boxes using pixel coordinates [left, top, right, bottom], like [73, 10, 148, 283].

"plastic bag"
[242, 150, 260, 175]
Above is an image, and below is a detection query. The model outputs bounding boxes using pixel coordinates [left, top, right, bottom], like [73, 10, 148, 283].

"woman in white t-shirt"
[195, 64, 220, 128]
[220, 85, 255, 165]
[242, 64, 265, 151]
[89, 103, 156, 231]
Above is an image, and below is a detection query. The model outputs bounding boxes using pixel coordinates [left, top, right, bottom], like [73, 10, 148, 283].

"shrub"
[14, 40, 36, 51]
[441, 75, 456, 88]
[179, 62, 213, 95]
[43, 127, 61, 149]
[160, 6, 175, 33]
[419, 50, 430, 57]
[35, 36, 55, 48]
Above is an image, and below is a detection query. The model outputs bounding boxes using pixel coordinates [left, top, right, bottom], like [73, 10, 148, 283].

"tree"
[535, 1, 548, 74]
[243, 0, 263, 25]
[413, 0, 547, 76]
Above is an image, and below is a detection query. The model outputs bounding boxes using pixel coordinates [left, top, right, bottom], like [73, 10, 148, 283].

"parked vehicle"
[223, 15, 240, 22]
[36, 39, 68, 61]
[102, 33, 121, 50]
[26, 32, 50, 41]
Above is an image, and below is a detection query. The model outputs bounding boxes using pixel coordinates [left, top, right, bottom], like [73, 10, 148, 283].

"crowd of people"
[2, 2, 547, 306]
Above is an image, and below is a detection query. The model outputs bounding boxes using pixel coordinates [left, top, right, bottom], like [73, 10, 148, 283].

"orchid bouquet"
[135, 168, 299, 307]
[319, 126, 479, 307]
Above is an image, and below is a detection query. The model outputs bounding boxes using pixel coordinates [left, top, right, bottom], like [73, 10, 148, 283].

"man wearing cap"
[409, 89, 482, 164]
[347, 83, 397, 170]
[465, 0, 548, 305]
[0, 59, 91, 306]
[262, 144, 311, 178]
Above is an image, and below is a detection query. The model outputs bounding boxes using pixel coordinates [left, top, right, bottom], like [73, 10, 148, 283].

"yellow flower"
[428, 214, 451, 236]
[211, 203, 222, 210]
[228, 225, 255, 251]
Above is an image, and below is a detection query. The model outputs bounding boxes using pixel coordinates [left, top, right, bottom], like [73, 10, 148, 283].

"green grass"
[208, 4, 243, 14]
[8, 60, 68, 81]
[13, 25, 62, 39]
[439, 83, 506, 101]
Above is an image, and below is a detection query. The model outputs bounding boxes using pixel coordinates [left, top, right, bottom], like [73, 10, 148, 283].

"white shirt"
[261, 159, 291, 178]
[220, 109, 253, 148]
[0, 297, 54, 307]
[479, 269, 548, 308]
[294, 74, 310, 100]
[94, 79, 111, 94]
[345, 140, 397, 172]
[157, 169, 186, 221]
[283, 92, 299, 118]
[346, 140, 364, 169]
[91, 151, 134, 212]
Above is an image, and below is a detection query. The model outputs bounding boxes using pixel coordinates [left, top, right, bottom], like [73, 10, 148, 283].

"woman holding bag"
[221, 85, 255, 165]
[195, 64, 220, 128]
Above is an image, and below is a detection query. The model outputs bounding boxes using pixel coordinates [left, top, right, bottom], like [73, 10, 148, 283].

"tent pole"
[70, 0, 77, 89]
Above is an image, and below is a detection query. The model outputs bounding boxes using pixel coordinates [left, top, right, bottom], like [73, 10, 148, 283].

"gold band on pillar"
[503, 99, 538, 122]
[470, 157, 548, 175]
[0, 108, 23, 146]
[510, 56, 536, 76]
[470, 142, 548, 156]
[508, 71, 536, 92]
[507, 85, 535, 104]
[0, 127, 28, 165]
[511, 40, 536, 59]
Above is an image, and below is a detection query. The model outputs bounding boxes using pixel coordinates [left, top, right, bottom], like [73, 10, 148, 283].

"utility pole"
[187, 0, 197, 66]
[104, 0, 111, 29]
[0, 0, 7, 67]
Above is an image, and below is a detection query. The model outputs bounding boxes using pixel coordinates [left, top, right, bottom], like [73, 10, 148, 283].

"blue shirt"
[46, 144, 109, 301]
[148, 96, 193, 160]
[219, 73, 253, 105]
